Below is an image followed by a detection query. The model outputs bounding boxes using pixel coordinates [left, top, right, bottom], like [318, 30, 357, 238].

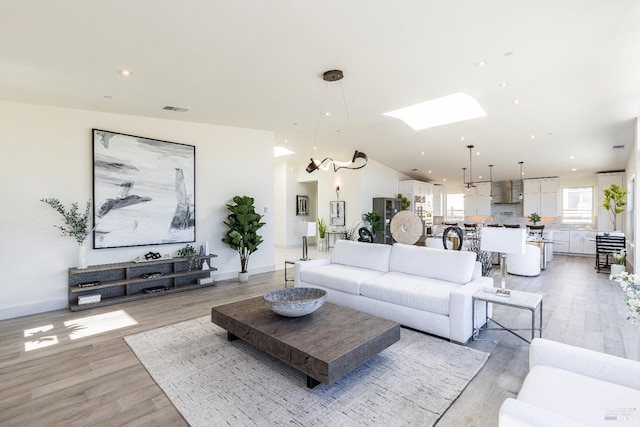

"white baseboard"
[0, 298, 68, 321]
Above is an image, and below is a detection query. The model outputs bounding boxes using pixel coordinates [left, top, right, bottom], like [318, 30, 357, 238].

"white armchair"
[499, 338, 640, 426]
[506, 243, 541, 277]
[425, 237, 453, 249]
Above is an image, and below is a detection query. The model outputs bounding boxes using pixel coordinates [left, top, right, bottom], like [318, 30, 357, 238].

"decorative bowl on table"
[263, 288, 327, 317]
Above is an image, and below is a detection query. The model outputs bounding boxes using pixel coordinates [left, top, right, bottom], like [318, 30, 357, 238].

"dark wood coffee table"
[211, 296, 400, 388]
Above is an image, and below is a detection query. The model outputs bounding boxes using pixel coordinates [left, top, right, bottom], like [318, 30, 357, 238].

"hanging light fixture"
[518, 161, 524, 199]
[305, 70, 368, 173]
[463, 145, 477, 189]
[489, 164, 494, 200]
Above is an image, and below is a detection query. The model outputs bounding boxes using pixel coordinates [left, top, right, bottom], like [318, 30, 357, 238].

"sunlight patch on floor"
[64, 309, 138, 340]
[24, 324, 58, 351]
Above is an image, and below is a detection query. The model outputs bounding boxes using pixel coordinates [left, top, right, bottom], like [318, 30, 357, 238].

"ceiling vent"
[612, 144, 625, 150]
[162, 105, 190, 112]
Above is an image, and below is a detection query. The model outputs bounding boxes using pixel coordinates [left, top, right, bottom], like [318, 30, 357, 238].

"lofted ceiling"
[1, 1, 639, 184]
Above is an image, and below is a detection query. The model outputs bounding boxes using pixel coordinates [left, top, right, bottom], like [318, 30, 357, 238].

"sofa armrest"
[449, 276, 493, 343]
[294, 258, 331, 287]
[529, 338, 640, 390]
[498, 398, 585, 427]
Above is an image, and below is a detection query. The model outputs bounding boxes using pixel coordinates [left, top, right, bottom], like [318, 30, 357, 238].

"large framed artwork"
[330, 201, 345, 226]
[92, 129, 196, 249]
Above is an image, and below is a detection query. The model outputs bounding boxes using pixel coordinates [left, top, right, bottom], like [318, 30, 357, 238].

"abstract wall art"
[92, 129, 196, 249]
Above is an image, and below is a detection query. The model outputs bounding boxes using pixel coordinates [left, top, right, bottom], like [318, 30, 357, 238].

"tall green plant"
[397, 193, 411, 210]
[603, 184, 628, 231]
[221, 196, 265, 273]
[317, 218, 326, 239]
[363, 211, 382, 236]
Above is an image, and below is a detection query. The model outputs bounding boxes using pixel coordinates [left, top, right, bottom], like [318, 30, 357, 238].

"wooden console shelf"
[68, 254, 217, 311]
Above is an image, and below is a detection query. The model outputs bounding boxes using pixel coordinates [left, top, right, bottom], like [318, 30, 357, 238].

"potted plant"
[362, 211, 382, 238]
[317, 218, 327, 250]
[528, 212, 541, 225]
[221, 196, 265, 282]
[610, 250, 626, 277]
[41, 198, 92, 269]
[397, 193, 411, 210]
[603, 184, 628, 231]
[176, 244, 201, 271]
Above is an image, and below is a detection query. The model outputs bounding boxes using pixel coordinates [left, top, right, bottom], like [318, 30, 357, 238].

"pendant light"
[518, 161, 524, 199]
[489, 164, 494, 200]
[305, 70, 368, 173]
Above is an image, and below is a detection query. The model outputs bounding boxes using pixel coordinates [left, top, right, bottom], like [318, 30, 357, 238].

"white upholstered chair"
[506, 243, 541, 276]
[425, 237, 453, 250]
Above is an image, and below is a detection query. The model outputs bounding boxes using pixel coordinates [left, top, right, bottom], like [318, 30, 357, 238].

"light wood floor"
[0, 255, 636, 426]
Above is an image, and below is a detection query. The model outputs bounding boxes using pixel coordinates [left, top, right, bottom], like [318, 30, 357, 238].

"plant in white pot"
[41, 198, 92, 269]
[603, 184, 628, 231]
[610, 250, 626, 277]
[221, 196, 265, 282]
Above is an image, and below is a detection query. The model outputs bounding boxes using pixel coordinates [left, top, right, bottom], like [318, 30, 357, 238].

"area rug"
[125, 316, 489, 426]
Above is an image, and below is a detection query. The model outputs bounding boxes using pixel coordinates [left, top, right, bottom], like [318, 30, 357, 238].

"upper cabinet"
[432, 185, 443, 216]
[523, 178, 559, 217]
[464, 182, 491, 216]
[597, 172, 625, 232]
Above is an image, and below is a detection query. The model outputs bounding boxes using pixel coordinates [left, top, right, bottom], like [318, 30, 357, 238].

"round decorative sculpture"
[390, 210, 422, 245]
[263, 288, 327, 317]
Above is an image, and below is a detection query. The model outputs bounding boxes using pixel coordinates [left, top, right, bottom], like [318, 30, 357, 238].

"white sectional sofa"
[294, 240, 493, 343]
[499, 338, 640, 426]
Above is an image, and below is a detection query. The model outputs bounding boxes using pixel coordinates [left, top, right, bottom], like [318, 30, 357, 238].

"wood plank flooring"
[0, 255, 636, 426]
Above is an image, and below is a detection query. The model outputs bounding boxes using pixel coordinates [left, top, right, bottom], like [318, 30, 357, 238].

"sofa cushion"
[517, 365, 640, 426]
[331, 240, 391, 273]
[360, 272, 461, 315]
[300, 264, 386, 295]
[389, 243, 476, 285]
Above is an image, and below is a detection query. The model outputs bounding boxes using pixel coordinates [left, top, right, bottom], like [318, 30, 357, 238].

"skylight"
[274, 146, 295, 157]
[383, 92, 486, 131]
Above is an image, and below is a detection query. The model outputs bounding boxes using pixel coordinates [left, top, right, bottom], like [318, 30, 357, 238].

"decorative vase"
[610, 264, 625, 277]
[77, 243, 87, 269]
[238, 272, 249, 283]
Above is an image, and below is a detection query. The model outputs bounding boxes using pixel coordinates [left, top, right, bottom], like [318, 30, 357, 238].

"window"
[446, 193, 465, 222]
[562, 187, 593, 224]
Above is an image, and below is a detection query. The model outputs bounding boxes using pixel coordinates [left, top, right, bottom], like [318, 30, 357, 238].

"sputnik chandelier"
[305, 70, 368, 173]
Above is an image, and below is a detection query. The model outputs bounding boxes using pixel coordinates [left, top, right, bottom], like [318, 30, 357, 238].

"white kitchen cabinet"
[523, 178, 559, 217]
[569, 230, 597, 255]
[464, 182, 491, 216]
[553, 230, 570, 253]
[432, 185, 443, 216]
[398, 180, 434, 228]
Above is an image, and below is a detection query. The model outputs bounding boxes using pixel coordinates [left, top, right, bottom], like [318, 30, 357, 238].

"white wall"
[0, 100, 275, 320]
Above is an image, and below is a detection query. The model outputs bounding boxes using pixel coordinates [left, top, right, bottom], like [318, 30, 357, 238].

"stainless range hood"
[492, 181, 522, 204]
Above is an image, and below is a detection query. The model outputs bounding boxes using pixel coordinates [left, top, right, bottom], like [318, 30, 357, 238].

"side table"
[472, 289, 543, 343]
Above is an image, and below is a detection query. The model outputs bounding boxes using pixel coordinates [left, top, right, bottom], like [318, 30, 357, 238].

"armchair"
[499, 338, 640, 426]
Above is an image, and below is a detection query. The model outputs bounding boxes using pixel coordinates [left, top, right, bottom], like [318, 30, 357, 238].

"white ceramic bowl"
[263, 288, 327, 317]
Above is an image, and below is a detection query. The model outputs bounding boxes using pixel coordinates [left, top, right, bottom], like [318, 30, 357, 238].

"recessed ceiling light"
[513, 99, 520, 105]
[383, 93, 486, 131]
[479, 175, 483, 179]
[325, 112, 331, 116]
[476, 60, 488, 67]
[421, 151, 425, 155]
[530, 134, 536, 139]
[313, 146, 317, 150]
[428, 170, 432, 174]
[442, 178, 447, 182]
[118, 69, 132, 77]
[569, 156, 575, 160]
[274, 146, 295, 158]
[499, 82, 509, 88]
[571, 168, 577, 172]
[460, 136, 465, 141]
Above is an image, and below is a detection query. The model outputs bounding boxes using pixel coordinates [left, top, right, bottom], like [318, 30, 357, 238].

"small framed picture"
[296, 195, 309, 216]
[330, 201, 345, 226]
